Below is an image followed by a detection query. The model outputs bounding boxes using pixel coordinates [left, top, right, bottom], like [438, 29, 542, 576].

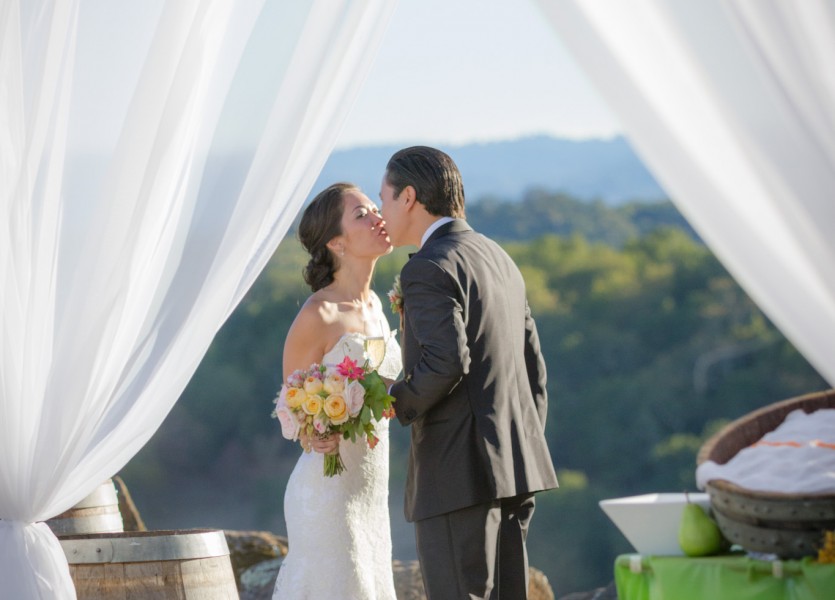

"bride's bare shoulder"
[288, 292, 337, 334]
[286, 290, 349, 346]
[282, 294, 340, 373]
[301, 290, 342, 322]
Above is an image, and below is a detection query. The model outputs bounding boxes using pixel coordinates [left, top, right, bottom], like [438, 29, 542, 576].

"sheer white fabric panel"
[0, 0, 396, 597]
[536, 0, 835, 386]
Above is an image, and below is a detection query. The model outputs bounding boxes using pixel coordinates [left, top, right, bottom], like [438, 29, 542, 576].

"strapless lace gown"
[273, 331, 402, 600]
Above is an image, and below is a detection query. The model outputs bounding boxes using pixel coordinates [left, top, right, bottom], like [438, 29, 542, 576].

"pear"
[678, 493, 725, 557]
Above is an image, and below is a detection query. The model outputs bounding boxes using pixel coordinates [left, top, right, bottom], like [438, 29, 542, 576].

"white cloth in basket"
[696, 408, 835, 494]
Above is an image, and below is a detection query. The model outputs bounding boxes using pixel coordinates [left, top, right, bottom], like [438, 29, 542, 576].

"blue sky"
[69, 0, 621, 154]
[335, 0, 622, 149]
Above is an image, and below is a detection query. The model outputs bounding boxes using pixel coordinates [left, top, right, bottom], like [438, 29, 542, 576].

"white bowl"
[599, 492, 711, 556]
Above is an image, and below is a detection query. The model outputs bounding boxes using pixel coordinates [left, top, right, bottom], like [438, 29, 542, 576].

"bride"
[272, 182, 400, 599]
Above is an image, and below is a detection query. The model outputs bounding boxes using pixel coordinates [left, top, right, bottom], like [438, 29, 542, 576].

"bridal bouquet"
[272, 356, 395, 476]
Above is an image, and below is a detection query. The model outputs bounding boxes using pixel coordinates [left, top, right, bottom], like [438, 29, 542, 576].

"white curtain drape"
[535, 0, 835, 387]
[0, 0, 396, 597]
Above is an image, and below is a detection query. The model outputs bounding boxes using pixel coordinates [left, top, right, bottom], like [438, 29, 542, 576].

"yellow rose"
[285, 387, 307, 409]
[324, 373, 345, 395]
[303, 376, 323, 394]
[302, 394, 323, 416]
[323, 394, 350, 425]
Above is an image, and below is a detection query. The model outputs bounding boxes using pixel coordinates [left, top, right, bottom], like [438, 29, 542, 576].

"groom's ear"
[400, 185, 417, 211]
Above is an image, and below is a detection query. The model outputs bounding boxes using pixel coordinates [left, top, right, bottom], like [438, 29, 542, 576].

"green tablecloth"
[615, 554, 835, 600]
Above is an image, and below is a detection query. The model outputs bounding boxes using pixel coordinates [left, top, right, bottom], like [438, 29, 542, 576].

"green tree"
[121, 195, 828, 597]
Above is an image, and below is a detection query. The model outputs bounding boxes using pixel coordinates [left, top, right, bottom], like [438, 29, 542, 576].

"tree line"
[122, 192, 826, 595]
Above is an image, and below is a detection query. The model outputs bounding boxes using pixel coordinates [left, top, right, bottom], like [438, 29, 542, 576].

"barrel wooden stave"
[47, 479, 124, 537]
[62, 529, 238, 599]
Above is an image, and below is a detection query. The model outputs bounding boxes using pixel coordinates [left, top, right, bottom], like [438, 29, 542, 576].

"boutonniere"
[388, 275, 403, 315]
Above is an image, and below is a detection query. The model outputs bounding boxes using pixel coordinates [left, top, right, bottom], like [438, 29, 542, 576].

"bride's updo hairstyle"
[298, 182, 357, 292]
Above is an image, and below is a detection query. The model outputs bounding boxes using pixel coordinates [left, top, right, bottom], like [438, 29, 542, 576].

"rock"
[557, 581, 617, 600]
[386, 561, 555, 599]
[241, 556, 554, 599]
[240, 558, 282, 600]
[529, 566, 556, 600]
[392, 559, 425, 600]
[225, 529, 288, 588]
[107, 477, 555, 598]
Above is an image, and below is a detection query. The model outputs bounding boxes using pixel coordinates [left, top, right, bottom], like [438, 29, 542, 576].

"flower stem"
[323, 451, 345, 477]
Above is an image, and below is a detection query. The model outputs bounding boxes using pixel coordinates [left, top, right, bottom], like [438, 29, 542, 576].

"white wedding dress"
[273, 329, 402, 600]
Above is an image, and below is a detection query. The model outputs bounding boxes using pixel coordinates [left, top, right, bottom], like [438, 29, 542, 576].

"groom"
[380, 146, 558, 599]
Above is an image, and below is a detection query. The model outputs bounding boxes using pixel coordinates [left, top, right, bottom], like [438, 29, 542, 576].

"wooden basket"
[696, 389, 835, 558]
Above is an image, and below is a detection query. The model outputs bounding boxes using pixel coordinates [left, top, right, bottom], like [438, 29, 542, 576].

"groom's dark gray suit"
[392, 219, 558, 599]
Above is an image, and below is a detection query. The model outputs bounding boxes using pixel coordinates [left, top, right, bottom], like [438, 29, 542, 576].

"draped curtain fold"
[535, 0, 835, 387]
[0, 0, 396, 597]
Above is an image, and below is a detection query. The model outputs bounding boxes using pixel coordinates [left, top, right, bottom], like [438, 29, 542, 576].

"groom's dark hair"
[385, 146, 465, 218]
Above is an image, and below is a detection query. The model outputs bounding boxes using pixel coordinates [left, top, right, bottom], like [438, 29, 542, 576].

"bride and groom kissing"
[273, 146, 558, 599]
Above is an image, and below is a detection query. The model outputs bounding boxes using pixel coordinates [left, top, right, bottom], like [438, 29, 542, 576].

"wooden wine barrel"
[47, 480, 124, 537]
[60, 529, 239, 599]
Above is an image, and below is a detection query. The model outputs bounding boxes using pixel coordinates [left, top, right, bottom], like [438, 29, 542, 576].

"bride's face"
[330, 190, 392, 260]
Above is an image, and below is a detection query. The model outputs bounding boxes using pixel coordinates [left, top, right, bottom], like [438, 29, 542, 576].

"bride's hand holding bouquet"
[272, 355, 396, 476]
[298, 430, 340, 454]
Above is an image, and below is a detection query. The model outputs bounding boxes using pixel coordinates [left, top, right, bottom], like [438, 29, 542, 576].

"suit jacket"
[392, 219, 558, 522]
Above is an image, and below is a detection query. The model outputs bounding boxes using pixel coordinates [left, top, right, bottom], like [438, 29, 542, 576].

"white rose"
[345, 380, 365, 417]
[324, 373, 345, 395]
[303, 376, 323, 395]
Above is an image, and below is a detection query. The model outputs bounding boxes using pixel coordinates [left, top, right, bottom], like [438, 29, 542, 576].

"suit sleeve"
[524, 300, 548, 427]
[392, 257, 469, 424]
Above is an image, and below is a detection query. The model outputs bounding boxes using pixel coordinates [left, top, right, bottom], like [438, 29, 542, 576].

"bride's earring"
[340, 247, 345, 257]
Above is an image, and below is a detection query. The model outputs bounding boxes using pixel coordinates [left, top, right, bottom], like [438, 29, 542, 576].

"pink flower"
[274, 386, 288, 408]
[336, 356, 364, 380]
[367, 433, 379, 449]
[313, 413, 329, 434]
[287, 369, 306, 388]
[275, 406, 300, 440]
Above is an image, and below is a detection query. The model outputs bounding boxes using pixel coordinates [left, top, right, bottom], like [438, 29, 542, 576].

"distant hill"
[67, 135, 665, 208]
[313, 135, 666, 205]
[466, 191, 697, 246]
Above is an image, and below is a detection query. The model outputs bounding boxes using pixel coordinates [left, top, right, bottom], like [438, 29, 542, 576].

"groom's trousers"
[414, 493, 536, 600]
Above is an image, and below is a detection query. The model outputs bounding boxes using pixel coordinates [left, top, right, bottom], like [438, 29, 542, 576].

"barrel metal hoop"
[60, 530, 231, 564]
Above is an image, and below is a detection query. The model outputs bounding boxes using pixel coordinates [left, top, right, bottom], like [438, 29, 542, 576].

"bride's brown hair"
[298, 182, 357, 292]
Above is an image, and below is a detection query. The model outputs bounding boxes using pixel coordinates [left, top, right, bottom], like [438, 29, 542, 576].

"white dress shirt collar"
[420, 216, 455, 248]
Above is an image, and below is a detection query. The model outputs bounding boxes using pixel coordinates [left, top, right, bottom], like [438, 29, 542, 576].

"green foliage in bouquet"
[341, 369, 394, 449]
